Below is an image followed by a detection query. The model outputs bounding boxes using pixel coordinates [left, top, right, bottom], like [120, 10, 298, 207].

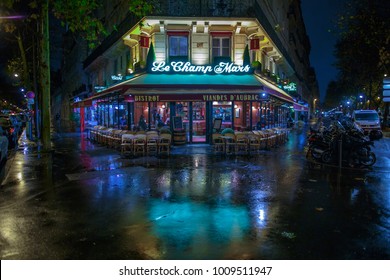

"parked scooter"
[307, 119, 376, 167]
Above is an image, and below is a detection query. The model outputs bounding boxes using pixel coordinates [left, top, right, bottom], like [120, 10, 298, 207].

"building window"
[212, 37, 230, 57]
[169, 36, 188, 59]
[212, 36, 231, 64]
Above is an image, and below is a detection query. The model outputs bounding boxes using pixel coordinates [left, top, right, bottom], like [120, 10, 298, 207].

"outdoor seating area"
[212, 128, 290, 155]
[89, 126, 172, 157]
[89, 125, 289, 158]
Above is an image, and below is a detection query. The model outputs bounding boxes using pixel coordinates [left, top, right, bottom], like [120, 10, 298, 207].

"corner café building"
[75, 17, 306, 144]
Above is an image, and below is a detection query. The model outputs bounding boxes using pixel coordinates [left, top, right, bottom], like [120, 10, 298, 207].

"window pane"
[212, 37, 230, 58]
[169, 36, 188, 57]
[222, 38, 230, 47]
[179, 37, 188, 56]
[221, 47, 230, 57]
[212, 48, 220, 57]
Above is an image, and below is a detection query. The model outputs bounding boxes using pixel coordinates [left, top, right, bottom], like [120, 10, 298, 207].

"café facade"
[75, 17, 308, 144]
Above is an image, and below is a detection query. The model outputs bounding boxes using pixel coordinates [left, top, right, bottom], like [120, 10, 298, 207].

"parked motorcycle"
[307, 120, 376, 167]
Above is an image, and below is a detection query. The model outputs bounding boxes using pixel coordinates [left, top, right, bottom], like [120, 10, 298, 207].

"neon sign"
[111, 75, 123, 81]
[151, 61, 251, 74]
[283, 82, 297, 91]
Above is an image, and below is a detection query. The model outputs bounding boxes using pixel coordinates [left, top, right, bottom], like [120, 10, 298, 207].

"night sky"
[0, 1, 346, 106]
[301, 0, 347, 102]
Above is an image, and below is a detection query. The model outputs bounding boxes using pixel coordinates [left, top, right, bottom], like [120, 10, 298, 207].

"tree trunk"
[40, 0, 51, 151]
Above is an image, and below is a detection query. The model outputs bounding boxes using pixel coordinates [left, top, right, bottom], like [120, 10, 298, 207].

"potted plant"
[251, 60, 262, 71]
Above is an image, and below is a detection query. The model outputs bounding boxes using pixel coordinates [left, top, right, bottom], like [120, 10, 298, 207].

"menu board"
[213, 118, 222, 130]
[173, 116, 183, 130]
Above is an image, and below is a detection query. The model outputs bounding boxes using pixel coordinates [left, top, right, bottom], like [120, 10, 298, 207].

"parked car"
[0, 115, 18, 148]
[352, 110, 383, 140]
[17, 113, 28, 127]
[0, 132, 9, 163]
[9, 114, 23, 136]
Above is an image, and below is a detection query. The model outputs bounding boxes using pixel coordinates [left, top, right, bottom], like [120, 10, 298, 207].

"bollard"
[338, 139, 342, 168]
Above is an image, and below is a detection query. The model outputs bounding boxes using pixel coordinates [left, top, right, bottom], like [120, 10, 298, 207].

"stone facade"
[54, 0, 318, 131]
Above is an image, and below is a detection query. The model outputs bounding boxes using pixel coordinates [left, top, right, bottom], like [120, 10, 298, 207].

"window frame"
[167, 31, 189, 61]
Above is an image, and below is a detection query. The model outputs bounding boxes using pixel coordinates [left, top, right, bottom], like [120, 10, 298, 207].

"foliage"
[243, 45, 250, 66]
[146, 42, 156, 72]
[332, 0, 389, 109]
[251, 60, 261, 70]
[52, 0, 107, 49]
[324, 80, 346, 109]
[129, 0, 156, 18]
[6, 58, 24, 86]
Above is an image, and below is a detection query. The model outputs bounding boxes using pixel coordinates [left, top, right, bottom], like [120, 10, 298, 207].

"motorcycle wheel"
[360, 152, 376, 167]
[321, 150, 333, 164]
[310, 146, 323, 160]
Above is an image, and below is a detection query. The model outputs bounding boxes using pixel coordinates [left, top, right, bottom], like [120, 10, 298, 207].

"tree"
[333, 0, 389, 115]
[146, 42, 156, 72]
[243, 44, 250, 66]
[1, 0, 155, 151]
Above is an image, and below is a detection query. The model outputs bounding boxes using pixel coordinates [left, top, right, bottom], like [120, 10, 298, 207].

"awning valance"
[86, 73, 294, 104]
[293, 103, 309, 111]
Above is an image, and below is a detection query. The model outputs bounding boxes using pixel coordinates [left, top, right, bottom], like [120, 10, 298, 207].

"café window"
[212, 37, 231, 63]
[169, 34, 188, 61]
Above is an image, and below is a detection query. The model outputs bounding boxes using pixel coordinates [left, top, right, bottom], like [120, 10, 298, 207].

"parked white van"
[352, 110, 383, 140]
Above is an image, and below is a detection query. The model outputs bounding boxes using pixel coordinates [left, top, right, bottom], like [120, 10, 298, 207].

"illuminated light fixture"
[192, 21, 197, 33]
[14, 73, 19, 77]
[235, 22, 241, 34]
[204, 22, 209, 33]
[159, 21, 164, 33]
[234, 104, 238, 109]
[161, 104, 166, 109]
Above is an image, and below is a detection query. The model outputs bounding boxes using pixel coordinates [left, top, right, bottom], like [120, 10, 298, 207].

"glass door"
[192, 102, 206, 143]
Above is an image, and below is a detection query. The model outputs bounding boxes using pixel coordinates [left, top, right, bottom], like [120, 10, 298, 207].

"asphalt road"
[0, 129, 389, 259]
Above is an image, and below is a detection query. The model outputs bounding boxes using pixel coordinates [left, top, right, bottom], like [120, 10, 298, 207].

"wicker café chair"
[158, 133, 172, 156]
[235, 133, 249, 155]
[212, 133, 225, 154]
[121, 134, 134, 157]
[146, 134, 158, 156]
[133, 134, 146, 156]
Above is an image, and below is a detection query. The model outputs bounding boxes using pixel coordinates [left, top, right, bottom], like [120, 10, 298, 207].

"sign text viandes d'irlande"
[151, 61, 251, 74]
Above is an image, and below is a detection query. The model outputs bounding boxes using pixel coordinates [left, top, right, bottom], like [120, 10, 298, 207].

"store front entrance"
[175, 101, 207, 143]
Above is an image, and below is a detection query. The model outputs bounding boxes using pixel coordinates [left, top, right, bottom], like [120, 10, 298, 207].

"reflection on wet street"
[0, 129, 389, 259]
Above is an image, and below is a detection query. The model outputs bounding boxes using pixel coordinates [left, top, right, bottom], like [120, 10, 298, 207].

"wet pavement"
[0, 128, 389, 260]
